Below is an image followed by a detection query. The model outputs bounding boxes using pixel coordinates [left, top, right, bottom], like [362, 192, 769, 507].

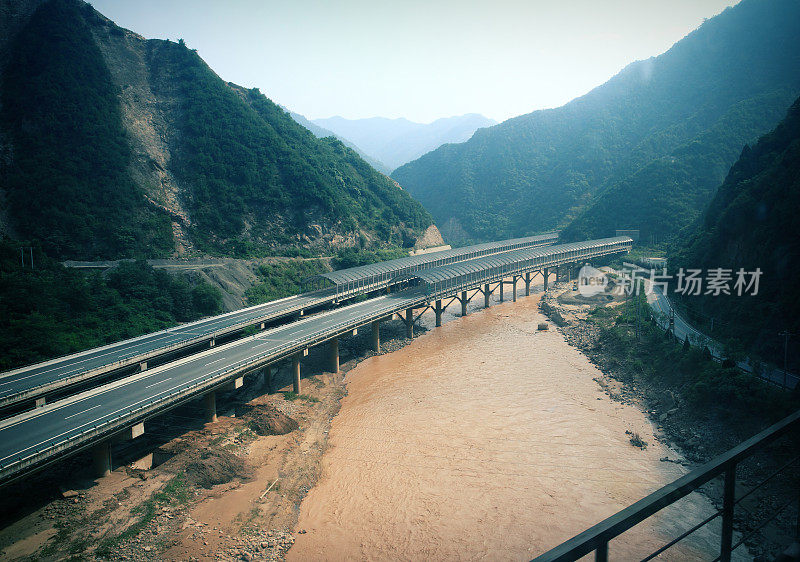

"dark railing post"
[595, 541, 608, 561]
[720, 464, 736, 562]
[796, 486, 800, 541]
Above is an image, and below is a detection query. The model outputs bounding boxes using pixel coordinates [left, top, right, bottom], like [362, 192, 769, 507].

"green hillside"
[154, 41, 432, 255]
[392, 0, 800, 245]
[0, 0, 433, 260]
[673, 96, 800, 371]
[0, 237, 222, 371]
[0, 0, 173, 259]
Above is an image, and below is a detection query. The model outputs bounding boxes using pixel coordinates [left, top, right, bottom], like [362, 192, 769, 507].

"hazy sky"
[91, 0, 739, 123]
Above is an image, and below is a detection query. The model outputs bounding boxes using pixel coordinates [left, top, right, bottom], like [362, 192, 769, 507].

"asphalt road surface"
[648, 285, 797, 390]
[0, 290, 423, 477]
[0, 291, 333, 405]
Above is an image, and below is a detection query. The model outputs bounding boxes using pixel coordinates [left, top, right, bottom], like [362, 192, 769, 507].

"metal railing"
[315, 233, 560, 302]
[533, 409, 800, 561]
[0, 290, 337, 408]
[0, 291, 429, 484]
[422, 241, 631, 301]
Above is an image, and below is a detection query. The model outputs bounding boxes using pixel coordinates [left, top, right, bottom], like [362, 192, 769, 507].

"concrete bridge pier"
[292, 354, 301, 394]
[209, 338, 216, 348]
[405, 308, 414, 339]
[500, 280, 504, 302]
[264, 365, 273, 394]
[461, 291, 468, 316]
[525, 272, 531, 296]
[329, 338, 339, 374]
[139, 361, 147, 372]
[372, 320, 380, 352]
[484, 284, 490, 308]
[435, 300, 443, 327]
[92, 441, 112, 478]
[512, 277, 518, 302]
[544, 268, 549, 291]
[204, 391, 217, 423]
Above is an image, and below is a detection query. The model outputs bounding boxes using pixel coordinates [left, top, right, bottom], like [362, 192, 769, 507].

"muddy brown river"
[289, 291, 747, 560]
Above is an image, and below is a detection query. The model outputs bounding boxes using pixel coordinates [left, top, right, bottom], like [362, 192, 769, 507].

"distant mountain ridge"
[312, 113, 497, 172]
[392, 0, 800, 245]
[0, 0, 438, 259]
[286, 109, 392, 174]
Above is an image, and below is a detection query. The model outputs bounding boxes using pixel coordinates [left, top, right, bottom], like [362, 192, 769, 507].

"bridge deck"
[417, 237, 632, 299]
[0, 291, 334, 408]
[311, 232, 559, 299]
[0, 234, 559, 409]
[0, 236, 630, 485]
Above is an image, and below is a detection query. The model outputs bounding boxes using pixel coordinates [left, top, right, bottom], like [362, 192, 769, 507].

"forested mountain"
[392, 0, 800, 245]
[287, 109, 392, 174]
[313, 113, 496, 172]
[0, 0, 436, 260]
[673, 96, 800, 371]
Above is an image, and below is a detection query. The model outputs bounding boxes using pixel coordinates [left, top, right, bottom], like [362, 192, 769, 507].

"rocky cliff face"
[86, 14, 195, 252]
[0, 0, 437, 258]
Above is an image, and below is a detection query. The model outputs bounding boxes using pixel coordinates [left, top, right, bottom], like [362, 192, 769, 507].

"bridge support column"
[555, 267, 560, 282]
[329, 338, 339, 374]
[525, 272, 531, 296]
[292, 354, 301, 394]
[265, 365, 273, 394]
[35, 397, 46, 408]
[204, 391, 217, 423]
[484, 284, 490, 308]
[405, 308, 414, 339]
[461, 291, 468, 316]
[92, 441, 112, 478]
[500, 280, 504, 302]
[139, 361, 147, 372]
[371, 320, 380, 352]
[543, 268, 549, 291]
[435, 300, 443, 327]
[209, 338, 216, 348]
[512, 277, 517, 302]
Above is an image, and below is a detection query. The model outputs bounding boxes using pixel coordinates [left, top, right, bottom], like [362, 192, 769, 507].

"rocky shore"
[540, 285, 797, 560]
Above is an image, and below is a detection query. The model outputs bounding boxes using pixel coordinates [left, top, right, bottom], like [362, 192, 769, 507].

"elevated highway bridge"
[0, 232, 558, 411]
[0, 236, 630, 486]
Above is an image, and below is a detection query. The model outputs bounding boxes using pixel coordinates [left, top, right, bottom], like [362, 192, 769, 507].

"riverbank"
[541, 284, 798, 560]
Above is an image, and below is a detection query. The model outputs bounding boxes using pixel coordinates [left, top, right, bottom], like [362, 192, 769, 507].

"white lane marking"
[0, 372, 43, 387]
[204, 358, 226, 366]
[64, 404, 101, 419]
[21, 332, 179, 379]
[144, 378, 171, 389]
[0, 296, 400, 464]
[3, 296, 321, 384]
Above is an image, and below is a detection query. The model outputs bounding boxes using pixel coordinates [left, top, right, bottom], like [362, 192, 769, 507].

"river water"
[289, 291, 745, 561]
